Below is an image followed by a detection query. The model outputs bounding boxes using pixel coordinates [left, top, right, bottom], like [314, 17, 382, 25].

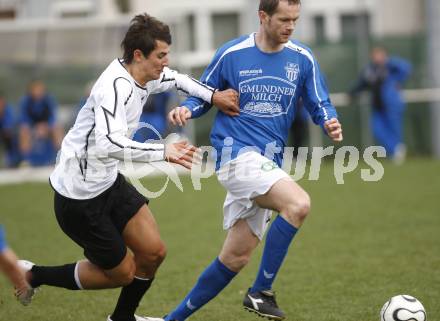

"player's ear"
[132, 49, 145, 63]
[258, 10, 268, 25]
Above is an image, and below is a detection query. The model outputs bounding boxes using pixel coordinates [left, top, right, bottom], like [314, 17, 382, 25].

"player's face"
[139, 40, 170, 82]
[264, 1, 300, 44]
[371, 47, 387, 66]
[29, 82, 46, 100]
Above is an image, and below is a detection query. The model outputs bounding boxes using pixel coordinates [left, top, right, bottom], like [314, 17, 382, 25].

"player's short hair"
[121, 13, 172, 64]
[259, 0, 301, 16]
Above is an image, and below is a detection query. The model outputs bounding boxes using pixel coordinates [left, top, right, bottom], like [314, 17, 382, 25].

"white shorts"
[216, 152, 291, 240]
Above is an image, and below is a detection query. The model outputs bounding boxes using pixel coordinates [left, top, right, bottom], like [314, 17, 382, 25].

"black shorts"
[54, 173, 149, 270]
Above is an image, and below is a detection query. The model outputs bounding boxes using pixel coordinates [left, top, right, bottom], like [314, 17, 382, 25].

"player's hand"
[164, 141, 200, 170]
[168, 106, 192, 126]
[212, 89, 240, 116]
[324, 118, 343, 142]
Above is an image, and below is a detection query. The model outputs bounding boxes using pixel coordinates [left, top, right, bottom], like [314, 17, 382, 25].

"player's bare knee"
[150, 242, 167, 265]
[221, 252, 251, 272]
[137, 241, 167, 267]
[282, 193, 311, 223]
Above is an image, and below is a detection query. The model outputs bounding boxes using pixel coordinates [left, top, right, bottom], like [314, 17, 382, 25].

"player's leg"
[18, 124, 32, 164]
[0, 226, 34, 305]
[372, 111, 394, 157]
[109, 204, 167, 321]
[244, 177, 309, 320]
[24, 178, 140, 294]
[164, 219, 258, 321]
[26, 253, 135, 290]
[386, 108, 406, 163]
[26, 203, 137, 291]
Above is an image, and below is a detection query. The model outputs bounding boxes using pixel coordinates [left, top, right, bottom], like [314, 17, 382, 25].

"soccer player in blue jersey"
[163, 0, 343, 320]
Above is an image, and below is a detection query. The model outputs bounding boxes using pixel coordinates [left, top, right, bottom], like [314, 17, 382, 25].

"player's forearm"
[100, 134, 165, 163]
[184, 99, 212, 119]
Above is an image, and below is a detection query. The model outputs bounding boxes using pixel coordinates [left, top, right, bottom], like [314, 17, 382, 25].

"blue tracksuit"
[182, 33, 337, 169]
[0, 103, 21, 167]
[351, 57, 411, 156]
[0, 225, 7, 252]
[19, 94, 58, 166]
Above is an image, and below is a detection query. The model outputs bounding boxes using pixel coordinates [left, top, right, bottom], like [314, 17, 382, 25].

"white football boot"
[15, 260, 37, 306]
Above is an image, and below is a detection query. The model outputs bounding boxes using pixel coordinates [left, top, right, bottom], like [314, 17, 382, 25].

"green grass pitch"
[1, 158, 439, 321]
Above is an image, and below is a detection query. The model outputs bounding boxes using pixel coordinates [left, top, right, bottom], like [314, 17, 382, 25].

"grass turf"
[0, 158, 439, 321]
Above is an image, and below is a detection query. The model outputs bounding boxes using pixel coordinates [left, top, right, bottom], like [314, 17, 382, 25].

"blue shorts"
[0, 225, 7, 252]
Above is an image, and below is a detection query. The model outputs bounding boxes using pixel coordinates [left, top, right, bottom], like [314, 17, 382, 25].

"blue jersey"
[19, 94, 57, 127]
[351, 57, 411, 112]
[0, 104, 15, 130]
[182, 33, 337, 169]
[0, 225, 7, 252]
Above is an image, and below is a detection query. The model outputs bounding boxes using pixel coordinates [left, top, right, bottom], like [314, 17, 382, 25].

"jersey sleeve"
[19, 97, 31, 126]
[2, 105, 15, 130]
[388, 57, 412, 83]
[301, 53, 338, 127]
[46, 95, 58, 127]
[94, 78, 165, 162]
[148, 67, 216, 104]
[0, 225, 7, 252]
[182, 47, 228, 118]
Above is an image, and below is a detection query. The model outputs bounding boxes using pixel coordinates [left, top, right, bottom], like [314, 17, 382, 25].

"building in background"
[0, 0, 437, 156]
[0, 0, 426, 67]
[0, 0, 118, 19]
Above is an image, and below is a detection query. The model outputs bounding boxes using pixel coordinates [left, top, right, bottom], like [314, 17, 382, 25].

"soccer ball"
[380, 295, 427, 321]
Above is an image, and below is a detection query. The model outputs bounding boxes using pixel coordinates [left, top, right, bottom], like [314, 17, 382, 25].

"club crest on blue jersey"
[285, 63, 300, 82]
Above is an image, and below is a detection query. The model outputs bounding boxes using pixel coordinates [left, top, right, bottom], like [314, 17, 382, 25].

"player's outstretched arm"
[169, 88, 240, 126]
[324, 118, 343, 142]
[212, 88, 239, 116]
[168, 106, 192, 126]
[164, 141, 199, 169]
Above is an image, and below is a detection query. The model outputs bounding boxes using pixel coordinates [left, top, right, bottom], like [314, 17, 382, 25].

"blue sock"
[165, 257, 237, 321]
[250, 215, 298, 293]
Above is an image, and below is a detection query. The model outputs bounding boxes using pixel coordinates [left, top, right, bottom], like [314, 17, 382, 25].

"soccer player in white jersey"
[161, 1, 343, 320]
[17, 14, 238, 321]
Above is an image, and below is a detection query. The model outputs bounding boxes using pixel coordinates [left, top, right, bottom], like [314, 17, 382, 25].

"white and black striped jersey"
[50, 59, 215, 200]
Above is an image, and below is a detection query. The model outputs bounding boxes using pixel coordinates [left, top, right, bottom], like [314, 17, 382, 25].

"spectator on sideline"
[18, 80, 63, 166]
[350, 47, 411, 163]
[0, 92, 21, 167]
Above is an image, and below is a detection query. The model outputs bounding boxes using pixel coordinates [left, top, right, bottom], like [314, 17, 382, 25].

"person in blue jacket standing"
[350, 47, 411, 163]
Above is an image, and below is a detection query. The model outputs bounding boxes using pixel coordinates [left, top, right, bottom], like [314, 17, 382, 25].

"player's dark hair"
[259, 0, 301, 16]
[121, 13, 172, 64]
